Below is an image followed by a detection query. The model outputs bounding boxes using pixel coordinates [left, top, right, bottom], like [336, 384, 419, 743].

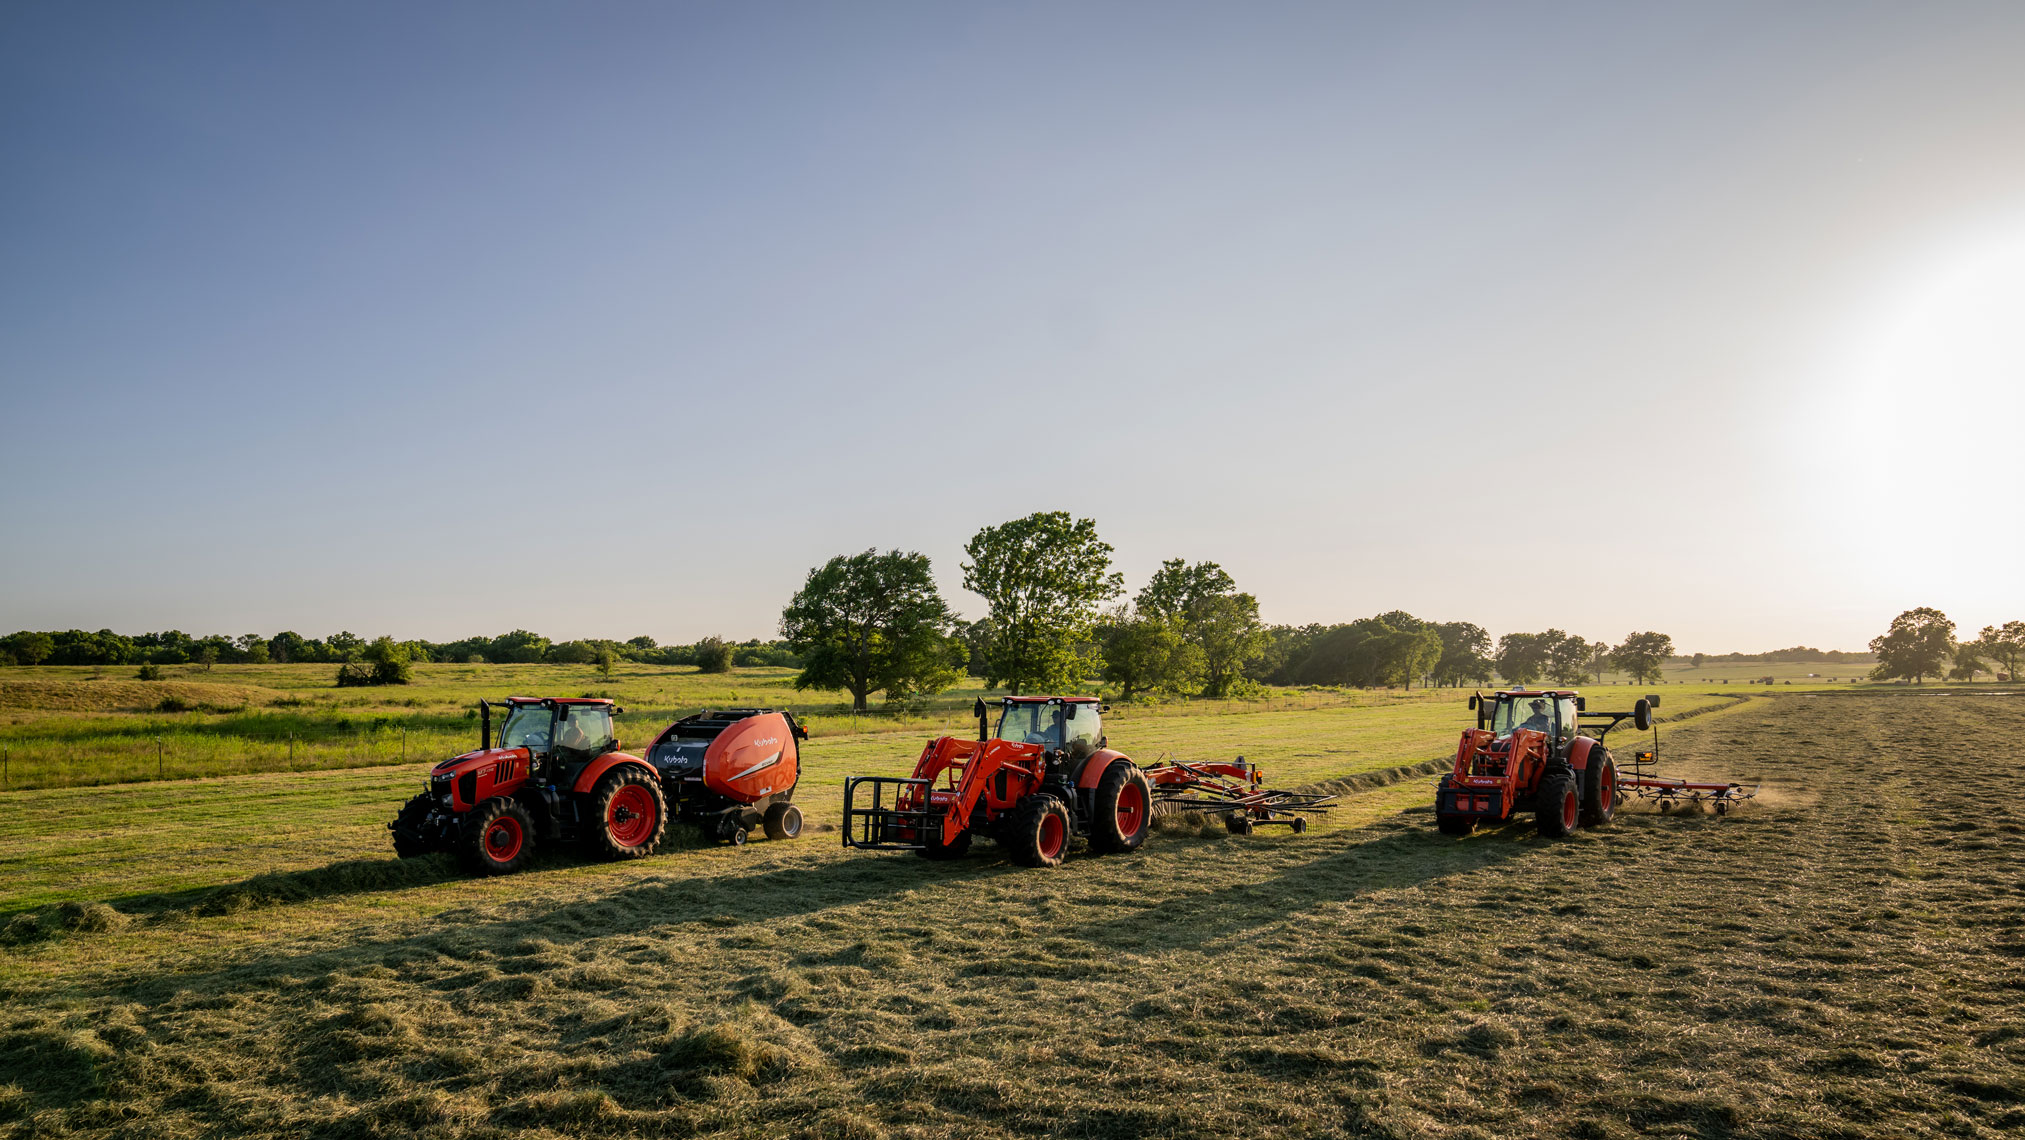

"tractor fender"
[1073, 749, 1131, 789]
[1568, 735, 1602, 773]
[569, 752, 657, 796]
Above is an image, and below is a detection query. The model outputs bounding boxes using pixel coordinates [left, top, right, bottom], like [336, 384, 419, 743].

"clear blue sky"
[4, 1, 2022, 651]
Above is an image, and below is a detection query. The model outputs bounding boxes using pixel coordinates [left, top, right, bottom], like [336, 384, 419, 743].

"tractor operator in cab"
[1518, 699, 1552, 734]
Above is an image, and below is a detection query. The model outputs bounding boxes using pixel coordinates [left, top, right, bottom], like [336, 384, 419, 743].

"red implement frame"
[1144, 757, 1336, 830]
[1616, 748, 1759, 815]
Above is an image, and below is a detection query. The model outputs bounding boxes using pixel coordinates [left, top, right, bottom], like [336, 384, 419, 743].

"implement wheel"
[1088, 761, 1153, 854]
[1580, 749, 1618, 828]
[586, 767, 668, 860]
[1225, 814, 1255, 836]
[1536, 767, 1579, 838]
[458, 798, 537, 876]
[762, 802, 803, 842]
[1009, 795, 1072, 868]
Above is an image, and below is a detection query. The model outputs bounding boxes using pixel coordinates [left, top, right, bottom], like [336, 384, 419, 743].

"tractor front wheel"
[1536, 767, 1579, 838]
[916, 828, 973, 860]
[391, 793, 438, 859]
[1009, 795, 1072, 868]
[1580, 749, 1617, 828]
[586, 767, 668, 860]
[458, 798, 537, 875]
[762, 801, 803, 842]
[1088, 760, 1153, 854]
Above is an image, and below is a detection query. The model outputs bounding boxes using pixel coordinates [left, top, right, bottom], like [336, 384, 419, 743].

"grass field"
[3, 690, 2020, 1138]
[0, 660, 1865, 793]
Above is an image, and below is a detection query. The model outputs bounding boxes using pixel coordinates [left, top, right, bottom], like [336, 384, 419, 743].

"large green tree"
[1976, 621, 2025, 682]
[1495, 632, 1552, 686]
[1611, 631, 1674, 685]
[962, 512, 1123, 694]
[1431, 622, 1492, 687]
[1869, 607, 1955, 684]
[1544, 630, 1595, 685]
[780, 549, 959, 711]
[1098, 606, 1198, 699]
[1, 631, 53, 666]
[1137, 559, 1267, 697]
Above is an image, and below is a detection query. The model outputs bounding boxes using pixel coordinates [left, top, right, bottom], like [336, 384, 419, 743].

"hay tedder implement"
[843, 696, 1333, 868]
[1436, 689, 1757, 837]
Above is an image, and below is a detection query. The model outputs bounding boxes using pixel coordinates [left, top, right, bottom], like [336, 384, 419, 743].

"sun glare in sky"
[1807, 209, 2025, 609]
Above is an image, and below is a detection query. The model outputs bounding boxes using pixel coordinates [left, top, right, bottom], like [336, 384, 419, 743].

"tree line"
[776, 511, 1685, 710]
[1868, 608, 2025, 684]
[0, 627, 799, 674]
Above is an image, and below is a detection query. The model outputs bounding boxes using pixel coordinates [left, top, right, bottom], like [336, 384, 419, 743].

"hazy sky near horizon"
[4, 1, 2022, 652]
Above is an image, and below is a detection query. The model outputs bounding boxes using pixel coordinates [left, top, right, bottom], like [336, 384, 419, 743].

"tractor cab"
[993, 696, 1104, 759]
[488, 697, 620, 778]
[1482, 690, 1578, 752]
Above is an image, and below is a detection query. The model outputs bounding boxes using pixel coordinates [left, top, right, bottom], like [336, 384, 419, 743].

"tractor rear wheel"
[586, 767, 668, 860]
[1580, 749, 1617, 828]
[1009, 794, 1072, 868]
[391, 793, 437, 858]
[762, 801, 803, 842]
[1536, 767, 1579, 838]
[1088, 760, 1153, 854]
[458, 798, 537, 875]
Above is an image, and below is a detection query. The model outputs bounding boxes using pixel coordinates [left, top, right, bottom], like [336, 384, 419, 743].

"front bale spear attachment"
[1145, 757, 1336, 836]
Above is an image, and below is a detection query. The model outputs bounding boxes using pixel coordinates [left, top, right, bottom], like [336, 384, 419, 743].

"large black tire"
[762, 801, 803, 842]
[1088, 761, 1153, 854]
[915, 828, 974, 860]
[1437, 814, 1475, 836]
[1009, 794, 1073, 868]
[1225, 813, 1255, 835]
[1536, 767, 1579, 838]
[457, 798, 538, 875]
[584, 766, 667, 860]
[1580, 748, 1617, 828]
[391, 792, 437, 858]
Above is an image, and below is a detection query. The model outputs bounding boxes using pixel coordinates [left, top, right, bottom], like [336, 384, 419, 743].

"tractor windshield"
[1491, 697, 1555, 739]
[995, 702, 1059, 747]
[500, 704, 553, 750]
[555, 704, 615, 758]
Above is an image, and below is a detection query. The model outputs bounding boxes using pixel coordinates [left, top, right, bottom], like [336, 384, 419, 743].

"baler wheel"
[1089, 760, 1153, 854]
[1580, 749, 1618, 828]
[1536, 768, 1578, 838]
[1009, 794, 1072, 868]
[458, 798, 537, 876]
[587, 767, 667, 860]
[762, 802, 803, 842]
[391, 793, 436, 859]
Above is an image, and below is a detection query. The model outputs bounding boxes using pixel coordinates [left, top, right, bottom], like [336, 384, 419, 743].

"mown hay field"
[3, 691, 2020, 1139]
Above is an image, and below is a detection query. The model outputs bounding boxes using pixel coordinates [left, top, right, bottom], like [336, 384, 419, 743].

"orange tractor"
[1437, 688, 1756, 837]
[390, 698, 807, 875]
[843, 696, 1333, 867]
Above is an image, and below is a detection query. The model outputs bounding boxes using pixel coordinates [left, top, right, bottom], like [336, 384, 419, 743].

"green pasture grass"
[0, 692, 2020, 1138]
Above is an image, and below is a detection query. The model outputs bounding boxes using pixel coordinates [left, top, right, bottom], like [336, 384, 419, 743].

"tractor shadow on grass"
[1068, 815, 1545, 954]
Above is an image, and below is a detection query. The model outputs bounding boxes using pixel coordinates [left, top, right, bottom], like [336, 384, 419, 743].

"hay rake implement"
[1144, 757, 1338, 835]
[1615, 747, 1759, 815]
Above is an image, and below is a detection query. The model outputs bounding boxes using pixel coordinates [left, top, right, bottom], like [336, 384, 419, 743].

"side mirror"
[1467, 694, 1479, 710]
[972, 698, 987, 719]
[1575, 697, 1586, 712]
